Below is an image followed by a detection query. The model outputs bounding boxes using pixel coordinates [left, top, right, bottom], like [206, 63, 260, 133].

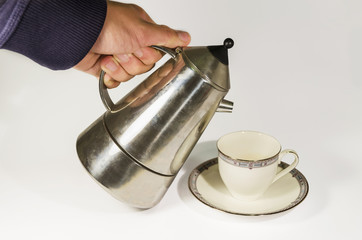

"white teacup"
[217, 131, 299, 201]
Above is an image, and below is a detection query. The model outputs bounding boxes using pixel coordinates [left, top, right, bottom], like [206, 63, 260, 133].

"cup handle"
[272, 149, 299, 183]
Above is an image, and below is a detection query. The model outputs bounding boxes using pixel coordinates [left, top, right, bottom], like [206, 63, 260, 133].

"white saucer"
[188, 158, 309, 216]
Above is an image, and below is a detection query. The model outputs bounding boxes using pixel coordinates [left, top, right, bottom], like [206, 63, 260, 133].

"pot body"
[76, 45, 232, 208]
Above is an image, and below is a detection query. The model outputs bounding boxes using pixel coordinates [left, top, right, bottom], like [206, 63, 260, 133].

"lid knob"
[223, 38, 234, 49]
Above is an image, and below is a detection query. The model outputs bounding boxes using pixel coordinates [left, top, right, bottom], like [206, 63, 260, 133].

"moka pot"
[76, 39, 234, 208]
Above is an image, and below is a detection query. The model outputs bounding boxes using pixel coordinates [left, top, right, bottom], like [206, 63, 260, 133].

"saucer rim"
[188, 158, 309, 216]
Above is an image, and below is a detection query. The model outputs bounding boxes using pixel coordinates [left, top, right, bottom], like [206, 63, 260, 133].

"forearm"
[0, 0, 107, 70]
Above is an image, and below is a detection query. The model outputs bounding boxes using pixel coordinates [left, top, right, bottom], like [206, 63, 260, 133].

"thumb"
[142, 23, 191, 48]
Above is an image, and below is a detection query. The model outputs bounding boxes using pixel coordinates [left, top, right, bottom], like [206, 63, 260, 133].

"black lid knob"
[223, 38, 234, 49]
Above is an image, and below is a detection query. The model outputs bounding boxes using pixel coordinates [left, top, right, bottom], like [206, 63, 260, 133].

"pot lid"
[182, 38, 234, 90]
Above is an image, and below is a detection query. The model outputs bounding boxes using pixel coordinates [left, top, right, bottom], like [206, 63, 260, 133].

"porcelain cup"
[217, 131, 299, 201]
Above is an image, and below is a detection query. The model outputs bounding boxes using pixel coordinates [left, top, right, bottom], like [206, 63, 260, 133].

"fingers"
[132, 47, 163, 65]
[101, 56, 133, 88]
[142, 22, 191, 49]
[103, 73, 120, 89]
[100, 47, 163, 88]
[130, 4, 191, 48]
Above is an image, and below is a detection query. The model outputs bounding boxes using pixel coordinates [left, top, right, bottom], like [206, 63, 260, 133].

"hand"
[74, 1, 191, 88]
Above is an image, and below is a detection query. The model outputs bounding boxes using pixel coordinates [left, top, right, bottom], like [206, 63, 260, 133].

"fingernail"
[104, 74, 120, 89]
[177, 31, 190, 43]
[104, 73, 112, 83]
[105, 59, 118, 72]
[134, 49, 143, 58]
[116, 54, 130, 63]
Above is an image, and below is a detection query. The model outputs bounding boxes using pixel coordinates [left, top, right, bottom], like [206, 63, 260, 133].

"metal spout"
[217, 98, 233, 113]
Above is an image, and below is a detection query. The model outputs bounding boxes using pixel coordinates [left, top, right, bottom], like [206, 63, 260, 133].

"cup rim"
[217, 130, 282, 163]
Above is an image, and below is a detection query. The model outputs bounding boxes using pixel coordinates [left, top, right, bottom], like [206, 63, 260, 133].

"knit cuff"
[2, 0, 107, 70]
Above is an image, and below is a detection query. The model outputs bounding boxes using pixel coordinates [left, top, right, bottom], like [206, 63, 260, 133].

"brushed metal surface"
[76, 41, 233, 208]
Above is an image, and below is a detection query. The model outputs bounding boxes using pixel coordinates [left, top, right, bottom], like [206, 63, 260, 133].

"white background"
[1, 0, 361, 239]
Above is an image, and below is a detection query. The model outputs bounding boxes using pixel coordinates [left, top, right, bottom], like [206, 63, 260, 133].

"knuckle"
[129, 4, 145, 14]
[109, 69, 131, 82]
[129, 64, 153, 76]
[160, 25, 177, 41]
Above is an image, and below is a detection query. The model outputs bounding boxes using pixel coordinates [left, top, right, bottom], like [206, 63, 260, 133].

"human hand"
[74, 1, 191, 88]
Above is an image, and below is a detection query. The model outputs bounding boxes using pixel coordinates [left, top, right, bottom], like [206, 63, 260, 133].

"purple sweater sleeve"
[0, 0, 107, 70]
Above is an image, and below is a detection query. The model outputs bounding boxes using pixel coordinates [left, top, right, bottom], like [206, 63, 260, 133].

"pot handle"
[99, 46, 179, 112]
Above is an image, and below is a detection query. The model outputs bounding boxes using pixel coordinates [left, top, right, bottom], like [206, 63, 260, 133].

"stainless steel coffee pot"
[76, 39, 234, 208]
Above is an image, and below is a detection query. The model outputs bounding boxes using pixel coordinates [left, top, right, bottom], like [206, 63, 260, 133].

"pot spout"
[217, 98, 233, 113]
